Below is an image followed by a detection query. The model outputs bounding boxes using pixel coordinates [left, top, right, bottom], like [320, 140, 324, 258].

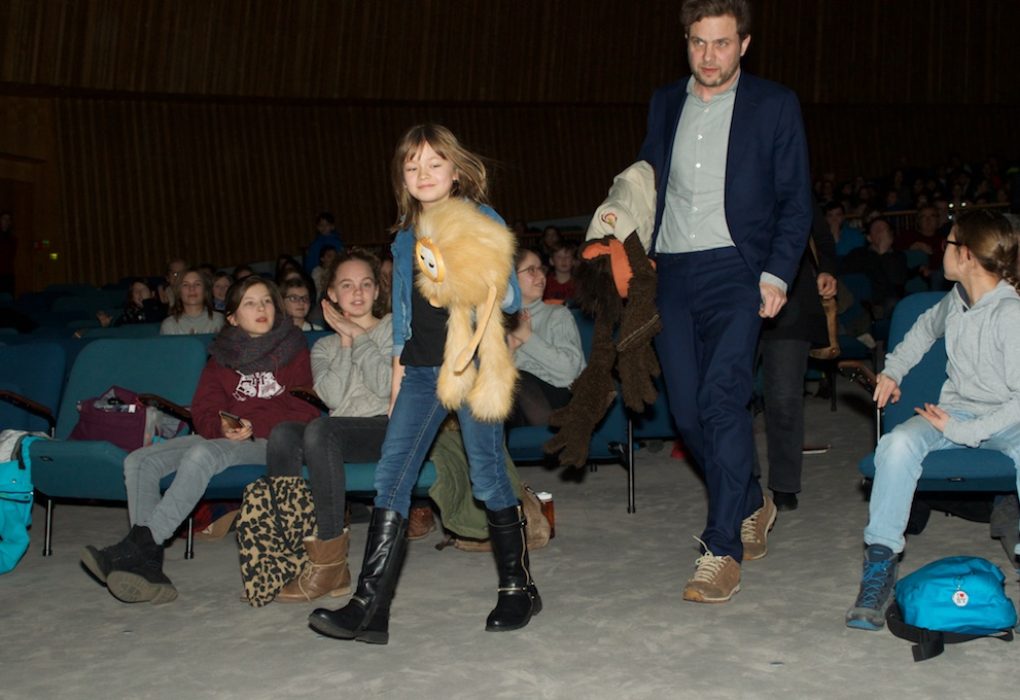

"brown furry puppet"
[415, 198, 518, 422]
[545, 162, 662, 468]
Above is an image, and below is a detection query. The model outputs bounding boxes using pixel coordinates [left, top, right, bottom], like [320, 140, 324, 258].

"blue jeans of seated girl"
[864, 410, 1020, 553]
[374, 365, 517, 518]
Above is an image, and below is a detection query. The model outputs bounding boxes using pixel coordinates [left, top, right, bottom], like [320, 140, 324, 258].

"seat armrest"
[290, 386, 329, 413]
[837, 360, 876, 394]
[137, 393, 193, 425]
[0, 390, 56, 433]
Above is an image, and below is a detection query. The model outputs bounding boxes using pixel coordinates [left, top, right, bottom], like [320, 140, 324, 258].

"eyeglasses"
[517, 265, 547, 277]
[285, 295, 311, 304]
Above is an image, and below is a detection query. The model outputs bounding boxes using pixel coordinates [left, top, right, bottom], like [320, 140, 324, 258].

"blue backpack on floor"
[0, 434, 44, 575]
[887, 556, 1017, 661]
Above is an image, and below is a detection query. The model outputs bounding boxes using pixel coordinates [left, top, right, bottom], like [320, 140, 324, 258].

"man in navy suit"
[638, 0, 813, 603]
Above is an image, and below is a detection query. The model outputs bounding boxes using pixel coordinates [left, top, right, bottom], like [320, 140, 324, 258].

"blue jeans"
[373, 365, 517, 517]
[864, 410, 1020, 553]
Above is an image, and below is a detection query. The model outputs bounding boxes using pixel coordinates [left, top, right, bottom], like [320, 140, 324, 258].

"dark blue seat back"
[0, 342, 65, 433]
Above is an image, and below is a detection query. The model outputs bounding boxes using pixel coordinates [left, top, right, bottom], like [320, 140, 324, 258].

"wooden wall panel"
[753, 0, 1020, 104]
[0, 0, 679, 103]
[0, 96, 62, 292]
[53, 97, 645, 284]
[802, 105, 1020, 183]
[4, 1, 1018, 105]
[3, 0, 1018, 288]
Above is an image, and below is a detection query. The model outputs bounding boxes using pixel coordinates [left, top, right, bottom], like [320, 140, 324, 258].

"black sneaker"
[106, 535, 178, 605]
[80, 526, 148, 584]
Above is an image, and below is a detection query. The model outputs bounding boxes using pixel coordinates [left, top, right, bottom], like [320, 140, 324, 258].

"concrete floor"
[2, 386, 1017, 699]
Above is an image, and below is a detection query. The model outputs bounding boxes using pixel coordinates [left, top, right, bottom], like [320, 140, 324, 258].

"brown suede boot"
[275, 530, 352, 603]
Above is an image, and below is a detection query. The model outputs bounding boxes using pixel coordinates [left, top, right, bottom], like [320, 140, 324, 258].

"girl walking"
[308, 124, 538, 645]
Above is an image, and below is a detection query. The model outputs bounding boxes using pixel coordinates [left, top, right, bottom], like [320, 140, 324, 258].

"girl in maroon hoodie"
[81, 276, 319, 605]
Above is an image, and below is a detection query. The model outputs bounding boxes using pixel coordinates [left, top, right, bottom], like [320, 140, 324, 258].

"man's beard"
[694, 63, 738, 89]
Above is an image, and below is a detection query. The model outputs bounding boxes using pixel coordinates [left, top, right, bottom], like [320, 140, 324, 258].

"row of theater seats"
[1, 309, 678, 559]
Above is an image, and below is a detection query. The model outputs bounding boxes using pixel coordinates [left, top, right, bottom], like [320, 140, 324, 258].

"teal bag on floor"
[0, 434, 43, 574]
[887, 556, 1017, 661]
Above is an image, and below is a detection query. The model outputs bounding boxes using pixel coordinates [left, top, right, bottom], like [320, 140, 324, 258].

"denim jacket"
[390, 202, 521, 358]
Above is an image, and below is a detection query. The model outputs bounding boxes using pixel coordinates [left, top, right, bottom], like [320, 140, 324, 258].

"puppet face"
[415, 237, 446, 284]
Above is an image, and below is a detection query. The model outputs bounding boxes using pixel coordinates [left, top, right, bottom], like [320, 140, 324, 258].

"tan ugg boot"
[275, 530, 352, 603]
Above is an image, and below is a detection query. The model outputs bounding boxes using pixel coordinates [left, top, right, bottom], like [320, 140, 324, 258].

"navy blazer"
[638, 72, 813, 287]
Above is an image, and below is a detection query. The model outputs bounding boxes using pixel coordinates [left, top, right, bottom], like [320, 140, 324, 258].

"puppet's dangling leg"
[468, 310, 518, 422]
[437, 305, 477, 410]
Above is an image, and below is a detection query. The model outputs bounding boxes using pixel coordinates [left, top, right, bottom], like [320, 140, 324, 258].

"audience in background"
[97, 280, 166, 328]
[160, 269, 224, 335]
[538, 226, 562, 263]
[157, 258, 188, 307]
[275, 255, 303, 285]
[507, 248, 584, 428]
[840, 218, 908, 322]
[542, 242, 577, 304]
[305, 212, 343, 276]
[825, 202, 864, 258]
[211, 271, 233, 312]
[311, 246, 338, 300]
[280, 277, 322, 331]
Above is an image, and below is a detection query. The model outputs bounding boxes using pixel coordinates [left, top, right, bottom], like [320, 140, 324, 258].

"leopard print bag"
[236, 476, 317, 607]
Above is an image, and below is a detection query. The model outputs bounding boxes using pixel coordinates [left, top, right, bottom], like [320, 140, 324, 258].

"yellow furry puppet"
[414, 198, 518, 422]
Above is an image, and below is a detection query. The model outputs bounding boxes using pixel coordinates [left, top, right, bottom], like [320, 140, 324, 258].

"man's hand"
[873, 373, 901, 409]
[915, 402, 949, 432]
[816, 273, 837, 299]
[758, 282, 787, 318]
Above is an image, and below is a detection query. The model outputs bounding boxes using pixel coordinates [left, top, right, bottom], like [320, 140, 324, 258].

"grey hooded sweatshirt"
[882, 280, 1020, 447]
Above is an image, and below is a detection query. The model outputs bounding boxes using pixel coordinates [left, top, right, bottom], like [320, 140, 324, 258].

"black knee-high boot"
[308, 507, 406, 645]
[485, 503, 542, 631]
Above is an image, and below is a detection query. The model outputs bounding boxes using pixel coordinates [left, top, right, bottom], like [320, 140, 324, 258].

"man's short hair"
[317, 212, 335, 225]
[681, 0, 752, 38]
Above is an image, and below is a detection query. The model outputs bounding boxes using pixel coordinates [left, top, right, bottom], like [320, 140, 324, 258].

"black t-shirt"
[400, 274, 448, 367]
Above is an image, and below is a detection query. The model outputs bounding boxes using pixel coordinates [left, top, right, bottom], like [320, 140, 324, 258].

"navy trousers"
[655, 248, 765, 562]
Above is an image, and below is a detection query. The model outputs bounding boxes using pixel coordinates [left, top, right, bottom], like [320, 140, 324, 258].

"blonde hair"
[389, 124, 488, 233]
[954, 209, 1020, 292]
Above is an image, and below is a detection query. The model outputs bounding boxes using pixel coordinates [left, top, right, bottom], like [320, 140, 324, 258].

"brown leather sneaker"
[681, 551, 741, 603]
[740, 495, 778, 561]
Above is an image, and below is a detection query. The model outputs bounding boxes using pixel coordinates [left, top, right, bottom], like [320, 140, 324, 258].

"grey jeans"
[124, 434, 267, 543]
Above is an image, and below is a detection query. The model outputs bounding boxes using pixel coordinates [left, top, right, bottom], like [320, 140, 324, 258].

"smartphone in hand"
[218, 410, 244, 430]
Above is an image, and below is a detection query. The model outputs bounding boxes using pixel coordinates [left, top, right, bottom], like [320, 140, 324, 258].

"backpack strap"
[887, 602, 1014, 662]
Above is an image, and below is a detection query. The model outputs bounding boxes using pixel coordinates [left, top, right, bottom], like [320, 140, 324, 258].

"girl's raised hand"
[873, 373, 901, 409]
[509, 309, 533, 345]
[322, 299, 362, 345]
